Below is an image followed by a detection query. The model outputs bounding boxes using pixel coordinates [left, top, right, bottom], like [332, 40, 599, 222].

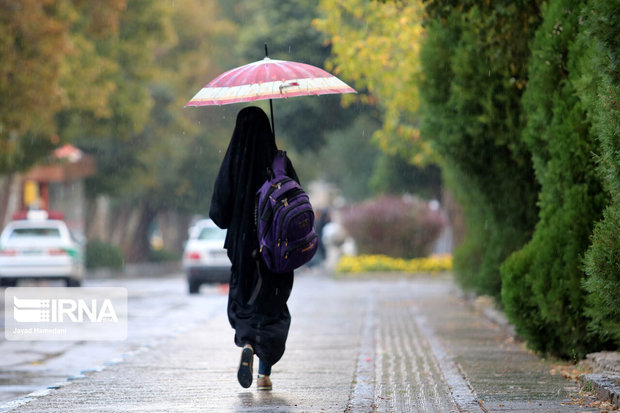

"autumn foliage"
[314, 0, 430, 164]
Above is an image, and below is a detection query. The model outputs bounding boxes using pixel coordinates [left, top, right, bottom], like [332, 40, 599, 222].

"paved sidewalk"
[4, 273, 603, 412]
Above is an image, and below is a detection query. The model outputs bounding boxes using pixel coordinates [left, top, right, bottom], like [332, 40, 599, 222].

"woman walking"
[209, 106, 299, 391]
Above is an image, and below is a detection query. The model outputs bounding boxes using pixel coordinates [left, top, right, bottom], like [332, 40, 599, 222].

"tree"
[310, 113, 381, 202]
[58, 1, 173, 196]
[315, 0, 430, 164]
[73, 0, 236, 260]
[0, 0, 72, 171]
[132, 0, 237, 216]
[0, 0, 131, 173]
[231, 0, 365, 153]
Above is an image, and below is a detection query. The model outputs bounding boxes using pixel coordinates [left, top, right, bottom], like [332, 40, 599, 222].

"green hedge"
[85, 240, 124, 270]
[148, 247, 181, 263]
[501, 0, 611, 358]
[419, 2, 541, 299]
[421, 0, 618, 357]
[577, 0, 620, 347]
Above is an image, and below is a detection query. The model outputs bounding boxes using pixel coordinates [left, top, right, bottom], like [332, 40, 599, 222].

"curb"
[460, 290, 620, 409]
[86, 261, 182, 279]
[457, 290, 515, 338]
[579, 373, 620, 409]
[579, 351, 620, 409]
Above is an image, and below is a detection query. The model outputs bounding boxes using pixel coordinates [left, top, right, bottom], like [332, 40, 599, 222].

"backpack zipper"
[259, 177, 292, 214]
[283, 233, 318, 260]
[277, 197, 314, 246]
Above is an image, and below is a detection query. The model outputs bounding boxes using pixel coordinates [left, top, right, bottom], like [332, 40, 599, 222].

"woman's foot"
[257, 374, 272, 391]
[237, 344, 254, 388]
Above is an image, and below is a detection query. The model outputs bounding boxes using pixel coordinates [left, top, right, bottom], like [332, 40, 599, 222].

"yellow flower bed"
[336, 254, 452, 274]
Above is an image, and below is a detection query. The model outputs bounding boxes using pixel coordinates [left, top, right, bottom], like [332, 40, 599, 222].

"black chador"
[209, 106, 299, 366]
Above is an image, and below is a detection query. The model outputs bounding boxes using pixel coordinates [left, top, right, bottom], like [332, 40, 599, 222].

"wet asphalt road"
[0, 270, 602, 412]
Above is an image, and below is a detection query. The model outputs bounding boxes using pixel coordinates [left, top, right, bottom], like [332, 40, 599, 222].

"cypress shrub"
[501, 0, 608, 358]
[443, 167, 503, 297]
[574, 0, 620, 347]
[584, 207, 620, 346]
[419, 2, 541, 299]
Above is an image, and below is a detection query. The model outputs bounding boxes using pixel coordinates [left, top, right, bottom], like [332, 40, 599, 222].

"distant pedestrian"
[309, 208, 330, 268]
[209, 106, 299, 391]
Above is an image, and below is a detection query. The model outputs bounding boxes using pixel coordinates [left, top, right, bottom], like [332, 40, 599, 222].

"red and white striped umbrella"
[185, 57, 356, 107]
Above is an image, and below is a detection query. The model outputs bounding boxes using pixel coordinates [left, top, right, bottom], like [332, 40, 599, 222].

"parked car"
[0, 212, 85, 287]
[183, 219, 230, 294]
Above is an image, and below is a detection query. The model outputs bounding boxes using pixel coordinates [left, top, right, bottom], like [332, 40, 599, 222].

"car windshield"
[197, 227, 225, 241]
[9, 227, 61, 239]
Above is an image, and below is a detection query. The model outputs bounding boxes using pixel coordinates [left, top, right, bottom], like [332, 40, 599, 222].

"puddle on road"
[0, 370, 67, 404]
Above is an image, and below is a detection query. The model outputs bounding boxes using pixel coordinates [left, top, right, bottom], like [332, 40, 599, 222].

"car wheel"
[66, 278, 82, 287]
[188, 280, 200, 294]
[0, 278, 17, 287]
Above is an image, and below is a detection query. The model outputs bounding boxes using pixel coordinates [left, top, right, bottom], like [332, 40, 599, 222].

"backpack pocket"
[277, 231, 318, 273]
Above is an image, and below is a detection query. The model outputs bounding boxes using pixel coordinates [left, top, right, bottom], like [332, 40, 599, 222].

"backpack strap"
[271, 150, 287, 176]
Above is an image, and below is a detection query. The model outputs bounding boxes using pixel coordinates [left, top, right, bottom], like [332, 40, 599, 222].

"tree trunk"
[89, 201, 154, 262]
[157, 211, 192, 253]
[0, 174, 13, 227]
[0, 173, 22, 227]
[125, 204, 156, 263]
[85, 195, 111, 241]
[442, 188, 465, 250]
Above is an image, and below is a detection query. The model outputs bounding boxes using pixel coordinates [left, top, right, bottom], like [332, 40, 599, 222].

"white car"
[183, 219, 230, 294]
[0, 216, 85, 287]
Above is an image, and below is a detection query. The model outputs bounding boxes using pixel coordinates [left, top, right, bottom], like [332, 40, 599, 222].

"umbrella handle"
[269, 99, 275, 138]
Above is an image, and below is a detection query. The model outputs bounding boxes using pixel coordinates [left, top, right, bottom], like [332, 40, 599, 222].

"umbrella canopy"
[185, 57, 356, 107]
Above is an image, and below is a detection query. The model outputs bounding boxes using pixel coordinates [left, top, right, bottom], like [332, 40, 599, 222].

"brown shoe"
[257, 374, 272, 391]
[237, 345, 253, 388]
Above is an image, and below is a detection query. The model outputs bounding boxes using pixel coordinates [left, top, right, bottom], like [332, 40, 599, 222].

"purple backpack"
[255, 151, 318, 273]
